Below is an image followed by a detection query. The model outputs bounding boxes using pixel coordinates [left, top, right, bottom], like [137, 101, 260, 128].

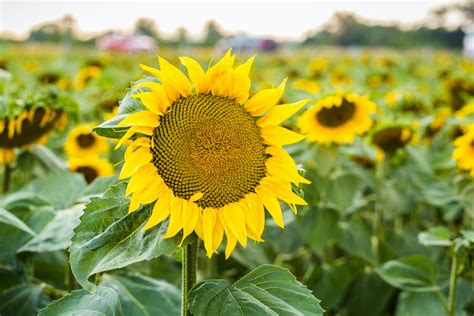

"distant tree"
[176, 27, 189, 45]
[303, 12, 465, 49]
[134, 18, 159, 38]
[430, 2, 474, 28]
[202, 21, 223, 46]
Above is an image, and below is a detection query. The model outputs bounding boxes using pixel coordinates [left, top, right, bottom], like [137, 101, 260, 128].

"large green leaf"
[336, 218, 377, 265]
[39, 286, 123, 316]
[0, 207, 36, 236]
[299, 208, 339, 256]
[93, 114, 128, 139]
[188, 264, 324, 316]
[344, 272, 395, 316]
[417, 226, 452, 247]
[25, 170, 87, 209]
[100, 273, 180, 316]
[0, 206, 55, 261]
[18, 204, 84, 253]
[310, 261, 354, 311]
[375, 255, 438, 292]
[0, 284, 51, 316]
[70, 183, 179, 290]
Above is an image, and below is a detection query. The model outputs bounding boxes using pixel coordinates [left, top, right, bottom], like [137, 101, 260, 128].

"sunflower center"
[75, 166, 98, 184]
[77, 133, 96, 148]
[151, 93, 266, 208]
[372, 126, 410, 153]
[316, 99, 356, 127]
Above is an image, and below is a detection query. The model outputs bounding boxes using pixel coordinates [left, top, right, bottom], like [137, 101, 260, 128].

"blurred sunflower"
[115, 51, 309, 258]
[292, 79, 319, 94]
[0, 107, 67, 164]
[372, 125, 412, 160]
[64, 123, 109, 157]
[69, 156, 114, 184]
[452, 125, 474, 177]
[74, 66, 101, 90]
[297, 91, 376, 144]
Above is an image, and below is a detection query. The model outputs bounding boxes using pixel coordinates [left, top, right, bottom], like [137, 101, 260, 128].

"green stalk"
[3, 163, 12, 193]
[447, 250, 459, 316]
[182, 236, 198, 316]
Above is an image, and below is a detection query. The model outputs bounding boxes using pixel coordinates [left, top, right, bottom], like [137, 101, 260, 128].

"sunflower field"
[0, 44, 473, 316]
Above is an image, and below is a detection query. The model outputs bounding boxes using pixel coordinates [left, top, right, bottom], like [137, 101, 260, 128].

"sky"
[0, 0, 460, 40]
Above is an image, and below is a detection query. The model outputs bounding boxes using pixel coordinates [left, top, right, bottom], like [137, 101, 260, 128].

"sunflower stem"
[447, 248, 459, 316]
[3, 163, 12, 193]
[182, 236, 198, 316]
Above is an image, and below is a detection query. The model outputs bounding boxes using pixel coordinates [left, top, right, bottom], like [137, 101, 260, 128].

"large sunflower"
[452, 125, 474, 177]
[114, 51, 309, 258]
[64, 124, 109, 157]
[298, 91, 376, 144]
[69, 156, 114, 184]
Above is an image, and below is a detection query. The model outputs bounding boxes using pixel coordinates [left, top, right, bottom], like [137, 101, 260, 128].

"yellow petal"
[261, 126, 306, 146]
[144, 190, 172, 230]
[255, 185, 284, 228]
[245, 79, 287, 116]
[118, 110, 160, 128]
[132, 178, 164, 204]
[179, 57, 205, 92]
[114, 126, 153, 149]
[202, 208, 217, 257]
[261, 177, 307, 206]
[125, 163, 156, 196]
[244, 193, 265, 242]
[133, 82, 171, 114]
[158, 56, 192, 97]
[139, 64, 162, 79]
[124, 137, 151, 161]
[181, 201, 199, 243]
[257, 100, 308, 127]
[222, 204, 247, 247]
[212, 219, 224, 255]
[119, 147, 152, 179]
[228, 56, 255, 103]
[165, 199, 184, 239]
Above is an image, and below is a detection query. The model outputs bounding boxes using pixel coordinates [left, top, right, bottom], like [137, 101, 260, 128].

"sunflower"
[0, 149, 14, 165]
[0, 107, 66, 157]
[452, 125, 474, 177]
[372, 125, 412, 160]
[69, 156, 114, 184]
[74, 66, 101, 90]
[292, 79, 320, 94]
[114, 51, 309, 258]
[297, 91, 376, 144]
[64, 124, 109, 157]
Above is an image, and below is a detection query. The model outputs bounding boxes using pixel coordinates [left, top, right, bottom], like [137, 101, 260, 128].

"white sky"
[0, 0, 461, 40]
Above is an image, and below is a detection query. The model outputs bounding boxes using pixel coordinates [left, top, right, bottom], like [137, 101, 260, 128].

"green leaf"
[418, 226, 452, 247]
[93, 114, 128, 139]
[39, 286, 123, 316]
[18, 204, 84, 253]
[0, 207, 37, 236]
[30, 144, 68, 172]
[300, 208, 339, 256]
[81, 175, 119, 198]
[311, 261, 354, 310]
[0, 284, 51, 316]
[336, 218, 377, 265]
[100, 273, 181, 316]
[396, 291, 446, 316]
[188, 264, 324, 316]
[460, 229, 474, 243]
[0, 206, 55, 261]
[25, 170, 87, 209]
[375, 255, 438, 292]
[345, 272, 395, 316]
[326, 173, 364, 214]
[70, 183, 179, 291]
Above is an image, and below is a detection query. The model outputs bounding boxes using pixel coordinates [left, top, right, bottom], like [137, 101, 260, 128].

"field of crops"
[0, 44, 473, 316]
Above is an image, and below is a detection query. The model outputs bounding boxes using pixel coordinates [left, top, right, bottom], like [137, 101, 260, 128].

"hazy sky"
[0, 0, 458, 40]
